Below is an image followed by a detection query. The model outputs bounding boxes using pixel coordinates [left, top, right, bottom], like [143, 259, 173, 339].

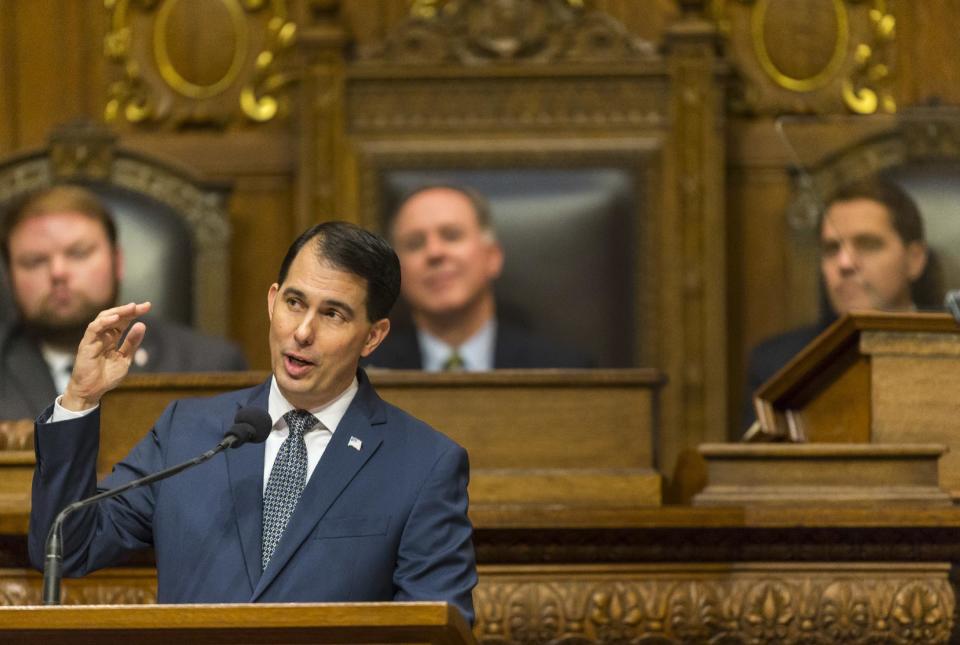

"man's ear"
[267, 283, 279, 322]
[486, 239, 505, 281]
[113, 247, 125, 283]
[361, 318, 391, 357]
[906, 241, 928, 282]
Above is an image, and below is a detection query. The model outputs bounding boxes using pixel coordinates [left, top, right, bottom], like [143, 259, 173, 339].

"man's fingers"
[118, 321, 147, 359]
[83, 302, 152, 339]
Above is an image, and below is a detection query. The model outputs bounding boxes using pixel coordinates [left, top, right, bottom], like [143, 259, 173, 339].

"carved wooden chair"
[340, 2, 683, 369]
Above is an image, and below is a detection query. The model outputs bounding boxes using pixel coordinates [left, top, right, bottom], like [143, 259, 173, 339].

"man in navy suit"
[28, 222, 477, 621]
[365, 184, 592, 370]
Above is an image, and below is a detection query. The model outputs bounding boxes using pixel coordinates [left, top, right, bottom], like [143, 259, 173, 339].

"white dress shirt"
[263, 376, 358, 493]
[40, 343, 75, 395]
[417, 318, 496, 372]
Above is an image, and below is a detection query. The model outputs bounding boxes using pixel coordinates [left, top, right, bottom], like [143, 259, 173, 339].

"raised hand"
[61, 302, 152, 412]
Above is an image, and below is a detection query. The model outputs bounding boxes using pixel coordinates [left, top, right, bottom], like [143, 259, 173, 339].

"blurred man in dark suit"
[743, 178, 939, 430]
[0, 184, 247, 420]
[365, 184, 592, 371]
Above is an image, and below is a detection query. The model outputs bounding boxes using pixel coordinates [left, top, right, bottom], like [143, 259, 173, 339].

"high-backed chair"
[380, 168, 639, 368]
[0, 121, 232, 336]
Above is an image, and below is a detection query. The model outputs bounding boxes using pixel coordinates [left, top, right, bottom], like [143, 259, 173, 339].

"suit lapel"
[4, 328, 58, 416]
[224, 379, 271, 594]
[252, 372, 387, 600]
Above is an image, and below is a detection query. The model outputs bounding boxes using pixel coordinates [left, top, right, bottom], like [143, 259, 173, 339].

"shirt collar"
[267, 375, 358, 433]
[417, 318, 497, 372]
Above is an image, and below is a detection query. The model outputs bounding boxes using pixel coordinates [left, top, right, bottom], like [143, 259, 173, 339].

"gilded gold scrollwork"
[154, 0, 249, 100]
[842, 1, 896, 114]
[103, 0, 297, 127]
[240, 16, 298, 122]
[750, 0, 849, 93]
[721, 0, 896, 114]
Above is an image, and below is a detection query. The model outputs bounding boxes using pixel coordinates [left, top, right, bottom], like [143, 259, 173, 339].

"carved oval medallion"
[153, 0, 249, 99]
[751, 0, 849, 92]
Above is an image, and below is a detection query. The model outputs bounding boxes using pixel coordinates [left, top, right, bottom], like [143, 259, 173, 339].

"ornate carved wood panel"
[715, 0, 896, 115]
[316, 0, 730, 498]
[1, 564, 953, 643]
[476, 564, 955, 644]
[104, 0, 298, 128]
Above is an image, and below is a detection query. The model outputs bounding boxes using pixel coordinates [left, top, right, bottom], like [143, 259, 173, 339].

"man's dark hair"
[1, 184, 118, 267]
[388, 183, 494, 237]
[277, 221, 401, 322]
[818, 177, 942, 309]
[818, 178, 924, 245]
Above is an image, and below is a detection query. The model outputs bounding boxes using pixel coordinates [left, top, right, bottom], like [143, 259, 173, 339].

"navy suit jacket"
[28, 369, 477, 622]
[365, 321, 594, 369]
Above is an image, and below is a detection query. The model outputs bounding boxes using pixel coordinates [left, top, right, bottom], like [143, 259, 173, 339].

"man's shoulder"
[747, 320, 835, 389]
[750, 322, 830, 364]
[376, 394, 464, 455]
[138, 317, 248, 371]
[495, 321, 594, 368]
[155, 379, 270, 426]
[363, 325, 420, 369]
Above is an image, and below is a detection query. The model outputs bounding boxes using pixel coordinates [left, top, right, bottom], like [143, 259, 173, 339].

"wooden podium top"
[0, 601, 476, 644]
[753, 311, 960, 441]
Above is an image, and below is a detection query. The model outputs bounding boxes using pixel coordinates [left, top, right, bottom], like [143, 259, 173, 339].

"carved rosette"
[474, 568, 955, 643]
[356, 0, 657, 66]
[104, 0, 298, 128]
[719, 0, 895, 115]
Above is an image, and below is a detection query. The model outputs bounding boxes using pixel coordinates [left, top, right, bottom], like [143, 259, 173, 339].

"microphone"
[946, 290, 960, 324]
[41, 406, 272, 605]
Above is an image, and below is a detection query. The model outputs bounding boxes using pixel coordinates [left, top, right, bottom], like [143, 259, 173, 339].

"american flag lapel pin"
[348, 436, 362, 451]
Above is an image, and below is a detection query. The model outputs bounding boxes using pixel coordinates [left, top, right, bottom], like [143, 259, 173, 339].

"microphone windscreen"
[946, 290, 960, 324]
[225, 407, 273, 448]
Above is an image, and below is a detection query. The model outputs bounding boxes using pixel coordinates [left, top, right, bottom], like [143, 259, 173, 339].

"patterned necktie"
[261, 409, 318, 570]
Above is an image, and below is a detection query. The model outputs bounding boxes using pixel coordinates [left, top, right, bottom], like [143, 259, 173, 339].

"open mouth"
[283, 353, 316, 376]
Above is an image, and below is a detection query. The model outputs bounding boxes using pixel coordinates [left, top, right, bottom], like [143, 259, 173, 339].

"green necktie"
[442, 350, 465, 372]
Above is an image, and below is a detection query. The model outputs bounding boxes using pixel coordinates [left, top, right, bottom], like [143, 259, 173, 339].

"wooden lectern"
[752, 311, 960, 496]
[0, 602, 476, 644]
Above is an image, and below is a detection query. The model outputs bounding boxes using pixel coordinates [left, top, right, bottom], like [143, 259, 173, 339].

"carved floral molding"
[475, 566, 955, 643]
[2, 565, 951, 643]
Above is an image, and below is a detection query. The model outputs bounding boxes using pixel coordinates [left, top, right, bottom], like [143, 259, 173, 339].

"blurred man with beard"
[365, 184, 592, 371]
[0, 184, 247, 420]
